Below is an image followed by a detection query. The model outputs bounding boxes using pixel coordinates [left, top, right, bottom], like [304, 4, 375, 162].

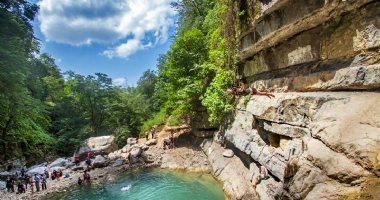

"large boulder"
[92, 155, 109, 168]
[26, 166, 45, 176]
[86, 135, 118, 154]
[49, 158, 69, 168]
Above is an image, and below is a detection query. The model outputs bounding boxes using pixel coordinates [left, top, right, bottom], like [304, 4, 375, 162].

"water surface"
[50, 169, 226, 200]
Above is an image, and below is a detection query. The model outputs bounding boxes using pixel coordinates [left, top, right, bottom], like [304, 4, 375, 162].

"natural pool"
[49, 169, 227, 200]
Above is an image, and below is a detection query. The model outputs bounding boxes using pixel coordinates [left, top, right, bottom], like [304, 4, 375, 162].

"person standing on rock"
[145, 131, 149, 140]
[34, 174, 40, 192]
[29, 176, 34, 193]
[6, 176, 14, 192]
[24, 175, 29, 190]
[41, 174, 47, 190]
[227, 81, 275, 98]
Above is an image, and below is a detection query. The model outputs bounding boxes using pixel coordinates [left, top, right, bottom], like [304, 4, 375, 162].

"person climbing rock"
[145, 131, 149, 140]
[227, 81, 275, 98]
[252, 166, 269, 186]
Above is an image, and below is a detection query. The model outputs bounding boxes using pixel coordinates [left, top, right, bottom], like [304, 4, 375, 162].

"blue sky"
[33, 0, 177, 86]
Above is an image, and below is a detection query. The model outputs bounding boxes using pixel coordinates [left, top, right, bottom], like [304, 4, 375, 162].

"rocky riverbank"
[0, 126, 222, 200]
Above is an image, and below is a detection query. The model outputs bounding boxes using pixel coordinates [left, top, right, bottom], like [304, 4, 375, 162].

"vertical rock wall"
[205, 0, 380, 199]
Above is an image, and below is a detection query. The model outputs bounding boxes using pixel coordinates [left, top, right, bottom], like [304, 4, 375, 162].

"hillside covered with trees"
[1, 0, 239, 163]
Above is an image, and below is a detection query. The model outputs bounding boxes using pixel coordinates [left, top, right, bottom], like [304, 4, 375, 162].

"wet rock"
[222, 150, 234, 158]
[112, 160, 125, 167]
[145, 139, 157, 146]
[92, 155, 109, 168]
[86, 135, 118, 154]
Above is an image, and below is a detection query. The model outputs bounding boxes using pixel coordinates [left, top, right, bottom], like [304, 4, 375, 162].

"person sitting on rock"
[227, 81, 275, 98]
[252, 166, 269, 186]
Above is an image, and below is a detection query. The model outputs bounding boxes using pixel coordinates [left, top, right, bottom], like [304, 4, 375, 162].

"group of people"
[4, 164, 67, 195]
[144, 126, 156, 141]
[5, 170, 49, 194]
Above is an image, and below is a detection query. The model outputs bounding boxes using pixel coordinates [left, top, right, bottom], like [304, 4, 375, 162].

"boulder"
[112, 159, 125, 167]
[92, 155, 109, 168]
[145, 139, 157, 146]
[129, 147, 142, 164]
[223, 150, 234, 158]
[86, 135, 118, 154]
[49, 158, 69, 168]
[141, 152, 155, 163]
[27, 166, 45, 176]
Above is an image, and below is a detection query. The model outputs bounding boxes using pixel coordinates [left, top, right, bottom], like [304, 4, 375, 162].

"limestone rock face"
[223, 92, 380, 199]
[86, 135, 118, 154]
[201, 140, 258, 200]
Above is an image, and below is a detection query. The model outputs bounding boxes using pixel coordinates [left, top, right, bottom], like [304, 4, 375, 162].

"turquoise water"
[50, 169, 227, 200]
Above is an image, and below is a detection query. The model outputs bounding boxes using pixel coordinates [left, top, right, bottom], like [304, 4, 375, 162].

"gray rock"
[0, 181, 6, 190]
[27, 166, 45, 176]
[92, 155, 109, 168]
[222, 150, 234, 158]
[129, 147, 142, 164]
[112, 159, 125, 167]
[49, 158, 69, 168]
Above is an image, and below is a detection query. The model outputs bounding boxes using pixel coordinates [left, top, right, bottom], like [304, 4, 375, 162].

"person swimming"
[121, 184, 131, 191]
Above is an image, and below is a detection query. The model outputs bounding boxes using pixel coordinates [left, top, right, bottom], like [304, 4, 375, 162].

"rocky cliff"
[201, 0, 380, 199]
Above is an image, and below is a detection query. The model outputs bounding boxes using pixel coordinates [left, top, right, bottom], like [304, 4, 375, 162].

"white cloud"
[38, 0, 176, 58]
[112, 77, 127, 86]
